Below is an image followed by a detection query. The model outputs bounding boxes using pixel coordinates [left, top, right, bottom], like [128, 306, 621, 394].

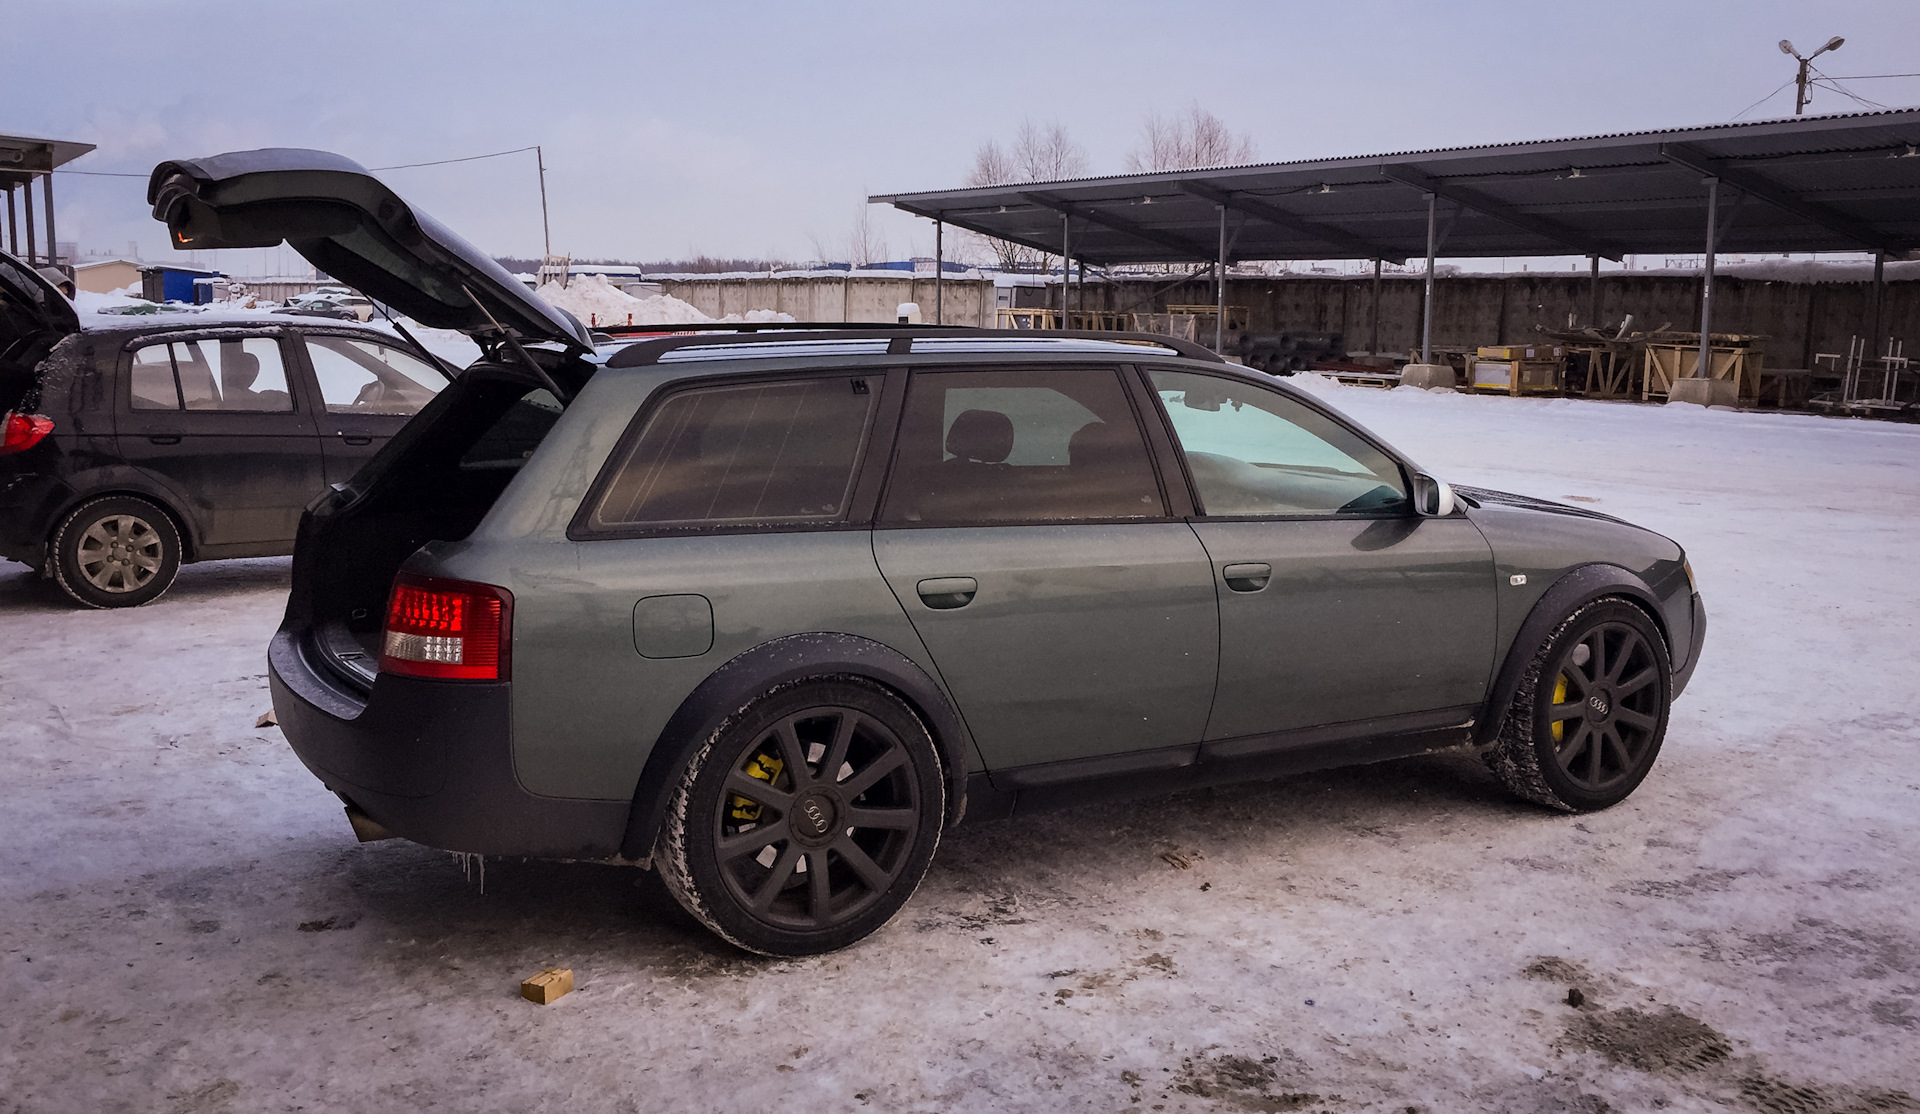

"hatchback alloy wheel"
[77, 514, 166, 594]
[50, 495, 183, 609]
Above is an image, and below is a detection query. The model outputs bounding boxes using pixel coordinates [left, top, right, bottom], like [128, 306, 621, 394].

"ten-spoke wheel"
[1486, 598, 1672, 811]
[658, 678, 944, 955]
[50, 496, 182, 609]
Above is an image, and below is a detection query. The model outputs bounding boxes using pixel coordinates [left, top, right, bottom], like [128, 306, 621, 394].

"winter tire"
[1485, 597, 1672, 812]
[49, 495, 183, 609]
[658, 677, 945, 956]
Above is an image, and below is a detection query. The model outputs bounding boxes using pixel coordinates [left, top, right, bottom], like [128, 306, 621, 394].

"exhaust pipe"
[342, 802, 396, 843]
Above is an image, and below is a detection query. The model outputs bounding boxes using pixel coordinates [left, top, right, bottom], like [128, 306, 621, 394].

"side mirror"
[1411, 472, 1455, 516]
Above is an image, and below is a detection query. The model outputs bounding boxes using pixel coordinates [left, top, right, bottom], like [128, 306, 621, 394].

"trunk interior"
[288, 362, 569, 693]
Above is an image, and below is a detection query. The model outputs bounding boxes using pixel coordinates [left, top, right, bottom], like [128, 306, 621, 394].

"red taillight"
[0, 412, 54, 456]
[378, 574, 512, 681]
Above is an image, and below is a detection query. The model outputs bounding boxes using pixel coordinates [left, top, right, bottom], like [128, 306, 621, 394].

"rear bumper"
[0, 468, 65, 567]
[268, 628, 629, 857]
[1672, 592, 1706, 699]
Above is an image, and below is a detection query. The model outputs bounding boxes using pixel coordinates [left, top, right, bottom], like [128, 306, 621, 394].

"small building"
[140, 264, 223, 304]
[73, 258, 143, 295]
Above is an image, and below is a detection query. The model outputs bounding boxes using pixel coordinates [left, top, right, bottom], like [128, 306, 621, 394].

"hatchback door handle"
[337, 431, 373, 446]
[147, 434, 181, 445]
[1221, 562, 1271, 592]
[916, 576, 977, 609]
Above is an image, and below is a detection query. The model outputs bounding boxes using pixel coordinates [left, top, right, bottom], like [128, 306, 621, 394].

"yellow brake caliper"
[1551, 673, 1570, 742]
[729, 752, 784, 823]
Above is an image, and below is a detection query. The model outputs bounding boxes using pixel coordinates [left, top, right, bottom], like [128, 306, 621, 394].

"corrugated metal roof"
[873, 110, 1920, 264]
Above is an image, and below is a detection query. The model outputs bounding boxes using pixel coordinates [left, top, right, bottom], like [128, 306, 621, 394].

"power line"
[1732, 75, 1798, 119]
[370, 145, 539, 171]
[1808, 64, 1888, 110]
[50, 144, 542, 179]
[1826, 72, 1920, 80]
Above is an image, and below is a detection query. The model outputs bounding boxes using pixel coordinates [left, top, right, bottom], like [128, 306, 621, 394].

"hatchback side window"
[1149, 369, 1408, 516]
[128, 338, 293, 412]
[303, 335, 448, 415]
[881, 368, 1164, 524]
[584, 376, 876, 531]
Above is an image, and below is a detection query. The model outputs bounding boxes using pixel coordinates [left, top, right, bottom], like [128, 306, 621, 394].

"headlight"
[1683, 559, 1697, 594]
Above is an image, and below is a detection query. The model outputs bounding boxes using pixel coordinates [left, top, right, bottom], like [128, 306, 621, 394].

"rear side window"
[127, 337, 294, 412]
[880, 368, 1165, 524]
[584, 376, 875, 531]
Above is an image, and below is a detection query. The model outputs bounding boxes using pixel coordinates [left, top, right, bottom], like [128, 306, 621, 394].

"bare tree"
[808, 206, 889, 268]
[847, 205, 887, 268]
[963, 120, 1087, 272]
[1125, 104, 1257, 173]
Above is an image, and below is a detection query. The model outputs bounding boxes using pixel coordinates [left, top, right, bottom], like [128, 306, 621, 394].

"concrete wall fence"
[659, 272, 1920, 369]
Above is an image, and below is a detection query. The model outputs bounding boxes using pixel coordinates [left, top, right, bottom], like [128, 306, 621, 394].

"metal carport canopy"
[870, 109, 1920, 265]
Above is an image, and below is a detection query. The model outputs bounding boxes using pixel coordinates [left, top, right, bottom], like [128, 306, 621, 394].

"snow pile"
[535, 274, 793, 328]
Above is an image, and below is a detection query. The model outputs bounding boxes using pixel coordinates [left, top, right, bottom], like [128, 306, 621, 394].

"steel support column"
[42, 171, 57, 271]
[1215, 205, 1227, 352]
[22, 177, 36, 265]
[1061, 214, 1071, 319]
[5, 186, 15, 255]
[1421, 192, 1437, 364]
[1870, 250, 1885, 363]
[934, 219, 943, 326]
[1370, 258, 1382, 355]
[1696, 177, 1719, 378]
[1589, 255, 1600, 328]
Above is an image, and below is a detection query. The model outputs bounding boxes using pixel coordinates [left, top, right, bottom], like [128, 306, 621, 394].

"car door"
[293, 330, 451, 484]
[1145, 367, 1497, 744]
[113, 332, 327, 549]
[871, 365, 1218, 779]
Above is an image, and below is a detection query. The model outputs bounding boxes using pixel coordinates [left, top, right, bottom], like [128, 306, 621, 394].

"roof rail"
[601, 325, 1227, 369]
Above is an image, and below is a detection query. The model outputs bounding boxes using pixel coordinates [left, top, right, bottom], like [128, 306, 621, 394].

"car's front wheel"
[49, 495, 183, 609]
[1485, 597, 1672, 811]
[657, 677, 945, 955]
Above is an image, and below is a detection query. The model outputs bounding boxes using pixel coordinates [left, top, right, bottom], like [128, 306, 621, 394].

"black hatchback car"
[0, 252, 451, 607]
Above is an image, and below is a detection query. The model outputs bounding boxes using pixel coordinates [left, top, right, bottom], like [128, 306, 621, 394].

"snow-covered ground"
[2, 387, 1916, 1113]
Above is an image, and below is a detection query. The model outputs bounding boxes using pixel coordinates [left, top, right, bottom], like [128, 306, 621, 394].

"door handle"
[146, 434, 181, 445]
[916, 576, 977, 609]
[1221, 562, 1271, 592]
[336, 431, 373, 446]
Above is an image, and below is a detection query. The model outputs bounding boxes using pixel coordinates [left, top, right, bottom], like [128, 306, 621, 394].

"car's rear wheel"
[49, 495, 183, 609]
[1485, 598, 1672, 811]
[658, 677, 945, 956]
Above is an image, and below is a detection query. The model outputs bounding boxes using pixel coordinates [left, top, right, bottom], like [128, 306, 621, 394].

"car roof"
[596, 326, 1230, 371]
[77, 310, 397, 340]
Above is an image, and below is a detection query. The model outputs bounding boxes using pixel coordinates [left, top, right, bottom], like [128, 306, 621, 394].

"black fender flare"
[1473, 563, 1670, 746]
[618, 632, 974, 861]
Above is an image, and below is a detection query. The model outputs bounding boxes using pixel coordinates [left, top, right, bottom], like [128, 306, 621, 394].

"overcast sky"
[13, 0, 1920, 274]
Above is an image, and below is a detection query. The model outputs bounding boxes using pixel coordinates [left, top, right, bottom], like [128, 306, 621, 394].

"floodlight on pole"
[1780, 35, 1844, 115]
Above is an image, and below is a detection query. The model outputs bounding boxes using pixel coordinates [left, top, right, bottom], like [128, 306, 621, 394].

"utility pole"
[1779, 36, 1845, 115]
[536, 145, 551, 256]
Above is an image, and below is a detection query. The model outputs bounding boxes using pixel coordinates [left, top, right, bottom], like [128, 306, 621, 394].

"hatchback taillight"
[0, 412, 54, 456]
[378, 574, 512, 681]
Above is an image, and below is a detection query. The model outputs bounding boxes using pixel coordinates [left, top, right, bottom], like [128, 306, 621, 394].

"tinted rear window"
[585, 376, 875, 530]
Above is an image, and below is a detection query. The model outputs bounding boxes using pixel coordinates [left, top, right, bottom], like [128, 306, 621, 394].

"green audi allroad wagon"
[150, 149, 1706, 955]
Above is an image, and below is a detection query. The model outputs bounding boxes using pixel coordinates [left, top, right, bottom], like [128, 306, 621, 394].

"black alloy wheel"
[658, 678, 945, 956]
[49, 495, 184, 609]
[1486, 597, 1672, 811]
